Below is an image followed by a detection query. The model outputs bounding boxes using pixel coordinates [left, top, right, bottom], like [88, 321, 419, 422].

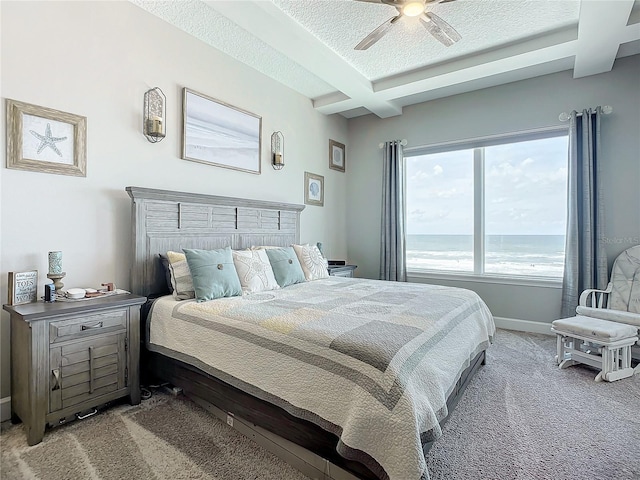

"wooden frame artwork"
[329, 139, 345, 172]
[6, 99, 87, 177]
[304, 172, 324, 207]
[182, 88, 262, 174]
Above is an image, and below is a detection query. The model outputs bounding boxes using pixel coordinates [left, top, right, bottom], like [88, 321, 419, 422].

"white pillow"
[232, 249, 280, 294]
[292, 244, 329, 281]
[166, 251, 195, 300]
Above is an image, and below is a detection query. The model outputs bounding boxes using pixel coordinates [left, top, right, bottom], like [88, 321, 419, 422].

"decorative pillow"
[158, 254, 174, 294]
[183, 247, 242, 302]
[166, 251, 195, 300]
[265, 247, 306, 288]
[292, 244, 329, 281]
[232, 249, 279, 294]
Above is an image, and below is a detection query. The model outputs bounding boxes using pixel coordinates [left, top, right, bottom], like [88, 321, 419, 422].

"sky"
[406, 135, 569, 236]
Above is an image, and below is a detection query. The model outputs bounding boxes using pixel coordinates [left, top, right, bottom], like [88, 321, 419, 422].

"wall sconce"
[271, 131, 284, 170]
[143, 87, 166, 143]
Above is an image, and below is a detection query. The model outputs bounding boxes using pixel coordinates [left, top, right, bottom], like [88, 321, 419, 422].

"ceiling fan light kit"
[402, 1, 425, 17]
[354, 0, 460, 50]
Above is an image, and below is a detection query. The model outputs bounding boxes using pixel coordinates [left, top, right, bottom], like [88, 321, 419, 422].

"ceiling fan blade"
[419, 11, 461, 46]
[355, 15, 401, 50]
[353, 0, 385, 3]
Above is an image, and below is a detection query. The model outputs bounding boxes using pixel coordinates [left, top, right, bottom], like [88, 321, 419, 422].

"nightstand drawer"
[327, 265, 357, 278]
[49, 310, 127, 344]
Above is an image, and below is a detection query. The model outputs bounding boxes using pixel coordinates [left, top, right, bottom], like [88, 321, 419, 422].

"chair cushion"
[609, 245, 640, 313]
[552, 316, 638, 342]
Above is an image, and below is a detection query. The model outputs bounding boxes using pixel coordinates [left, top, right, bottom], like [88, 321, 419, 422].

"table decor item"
[7, 270, 38, 305]
[46, 251, 66, 291]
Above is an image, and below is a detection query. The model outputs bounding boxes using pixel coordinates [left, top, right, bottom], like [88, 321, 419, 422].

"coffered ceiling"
[131, 0, 640, 118]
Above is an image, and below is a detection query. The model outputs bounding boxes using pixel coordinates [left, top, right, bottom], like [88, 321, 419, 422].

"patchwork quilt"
[147, 277, 495, 480]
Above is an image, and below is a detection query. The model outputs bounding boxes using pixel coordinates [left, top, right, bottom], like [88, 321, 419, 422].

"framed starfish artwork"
[6, 99, 86, 177]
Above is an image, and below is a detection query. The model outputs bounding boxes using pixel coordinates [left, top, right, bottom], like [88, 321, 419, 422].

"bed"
[127, 186, 495, 480]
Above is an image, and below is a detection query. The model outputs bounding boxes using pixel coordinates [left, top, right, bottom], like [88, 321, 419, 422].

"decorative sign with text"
[8, 270, 38, 306]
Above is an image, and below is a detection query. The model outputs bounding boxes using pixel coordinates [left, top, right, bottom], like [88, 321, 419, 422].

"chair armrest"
[579, 283, 613, 308]
[576, 306, 640, 328]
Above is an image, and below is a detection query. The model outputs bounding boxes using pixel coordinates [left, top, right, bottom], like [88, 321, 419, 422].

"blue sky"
[406, 136, 569, 235]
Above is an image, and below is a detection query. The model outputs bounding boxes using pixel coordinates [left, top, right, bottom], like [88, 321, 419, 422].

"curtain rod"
[559, 105, 613, 122]
[379, 139, 407, 149]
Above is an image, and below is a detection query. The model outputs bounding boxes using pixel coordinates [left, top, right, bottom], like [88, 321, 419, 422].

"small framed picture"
[6, 99, 87, 177]
[8, 270, 38, 306]
[329, 139, 345, 172]
[304, 172, 324, 207]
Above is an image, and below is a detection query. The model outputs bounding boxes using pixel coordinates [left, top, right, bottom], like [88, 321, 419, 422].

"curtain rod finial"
[379, 139, 408, 149]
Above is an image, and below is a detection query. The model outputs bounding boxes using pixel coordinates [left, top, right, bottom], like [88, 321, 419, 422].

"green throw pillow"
[265, 247, 306, 287]
[183, 247, 242, 302]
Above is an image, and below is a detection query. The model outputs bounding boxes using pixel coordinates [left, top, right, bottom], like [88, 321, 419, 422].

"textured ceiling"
[131, 0, 640, 118]
[272, 0, 580, 81]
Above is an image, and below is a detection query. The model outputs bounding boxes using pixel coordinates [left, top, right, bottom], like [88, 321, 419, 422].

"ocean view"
[406, 234, 565, 277]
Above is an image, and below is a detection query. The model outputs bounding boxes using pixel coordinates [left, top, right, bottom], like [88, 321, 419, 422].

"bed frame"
[127, 186, 486, 480]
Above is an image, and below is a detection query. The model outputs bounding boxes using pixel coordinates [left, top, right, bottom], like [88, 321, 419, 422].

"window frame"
[404, 126, 569, 283]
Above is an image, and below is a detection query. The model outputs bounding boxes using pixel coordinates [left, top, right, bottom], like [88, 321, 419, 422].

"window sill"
[407, 269, 563, 289]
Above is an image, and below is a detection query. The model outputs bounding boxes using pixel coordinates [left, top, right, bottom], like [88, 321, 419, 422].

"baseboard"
[494, 317, 554, 336]
[1, 396, 11, 423]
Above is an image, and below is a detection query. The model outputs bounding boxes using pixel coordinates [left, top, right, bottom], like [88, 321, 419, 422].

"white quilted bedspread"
[148, 277, 495, 480]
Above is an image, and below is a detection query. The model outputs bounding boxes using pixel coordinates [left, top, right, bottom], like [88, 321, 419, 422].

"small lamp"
[271, 131, 284, 170]
[143, 87, 166, 143]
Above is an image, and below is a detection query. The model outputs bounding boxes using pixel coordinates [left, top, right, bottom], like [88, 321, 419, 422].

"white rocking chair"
[578, 245, 640, 358]
[552, 245, 640, 381]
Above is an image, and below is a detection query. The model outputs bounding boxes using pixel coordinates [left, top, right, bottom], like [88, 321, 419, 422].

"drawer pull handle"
[81, 322, 103, 330]
[76, 408, 98, 420]
[52, 369, 61, 391]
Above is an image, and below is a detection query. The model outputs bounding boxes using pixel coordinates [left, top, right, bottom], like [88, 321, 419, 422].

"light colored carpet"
[2, 329, 639, 480]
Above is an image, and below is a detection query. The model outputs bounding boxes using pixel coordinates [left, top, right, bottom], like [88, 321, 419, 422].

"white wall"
[0, 1, 348, 403]
[346, 56, 640, 325]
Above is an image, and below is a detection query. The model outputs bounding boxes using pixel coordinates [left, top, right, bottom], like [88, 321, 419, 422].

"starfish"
[30, 123, 67, 157]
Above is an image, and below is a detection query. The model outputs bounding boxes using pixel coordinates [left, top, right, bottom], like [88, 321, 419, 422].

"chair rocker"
[552, 245, 640, 382]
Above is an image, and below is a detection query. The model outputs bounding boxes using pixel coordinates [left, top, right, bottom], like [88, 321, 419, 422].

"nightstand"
[327, 264, 357, 278]
[3, 293, 146, 445]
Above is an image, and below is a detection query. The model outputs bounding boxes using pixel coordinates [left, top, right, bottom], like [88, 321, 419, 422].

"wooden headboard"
[127, 186, 305, 297]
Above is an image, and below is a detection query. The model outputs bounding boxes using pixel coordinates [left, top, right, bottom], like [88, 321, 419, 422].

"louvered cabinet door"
[49, 331, 127, 412]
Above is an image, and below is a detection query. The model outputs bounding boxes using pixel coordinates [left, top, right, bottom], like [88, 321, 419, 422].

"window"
[406, 129, 568, 279]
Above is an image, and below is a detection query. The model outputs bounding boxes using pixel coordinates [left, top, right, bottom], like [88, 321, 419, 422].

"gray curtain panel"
[561, 107, 608, 317]
[380, 140, 407, 282]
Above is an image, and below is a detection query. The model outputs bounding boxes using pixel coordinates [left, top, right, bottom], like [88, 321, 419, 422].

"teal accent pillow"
[183, 247, 242, 302]
[265, 247, 306, 287]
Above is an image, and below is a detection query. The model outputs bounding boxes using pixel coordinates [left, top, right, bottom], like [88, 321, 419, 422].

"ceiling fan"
[354, 0, 461, 50]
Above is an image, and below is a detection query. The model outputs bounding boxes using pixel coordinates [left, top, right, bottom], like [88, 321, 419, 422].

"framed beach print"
[6, 99, 87, 177]
[182, 88, 262, 174]
[329, 139, 345, 172]
[304, 172, 324, 207]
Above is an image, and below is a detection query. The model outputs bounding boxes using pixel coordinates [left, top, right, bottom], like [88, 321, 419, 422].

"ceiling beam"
[314, 36, 579, 115]
[204, 0, 402, 118]
[573, 0, 637, 78]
